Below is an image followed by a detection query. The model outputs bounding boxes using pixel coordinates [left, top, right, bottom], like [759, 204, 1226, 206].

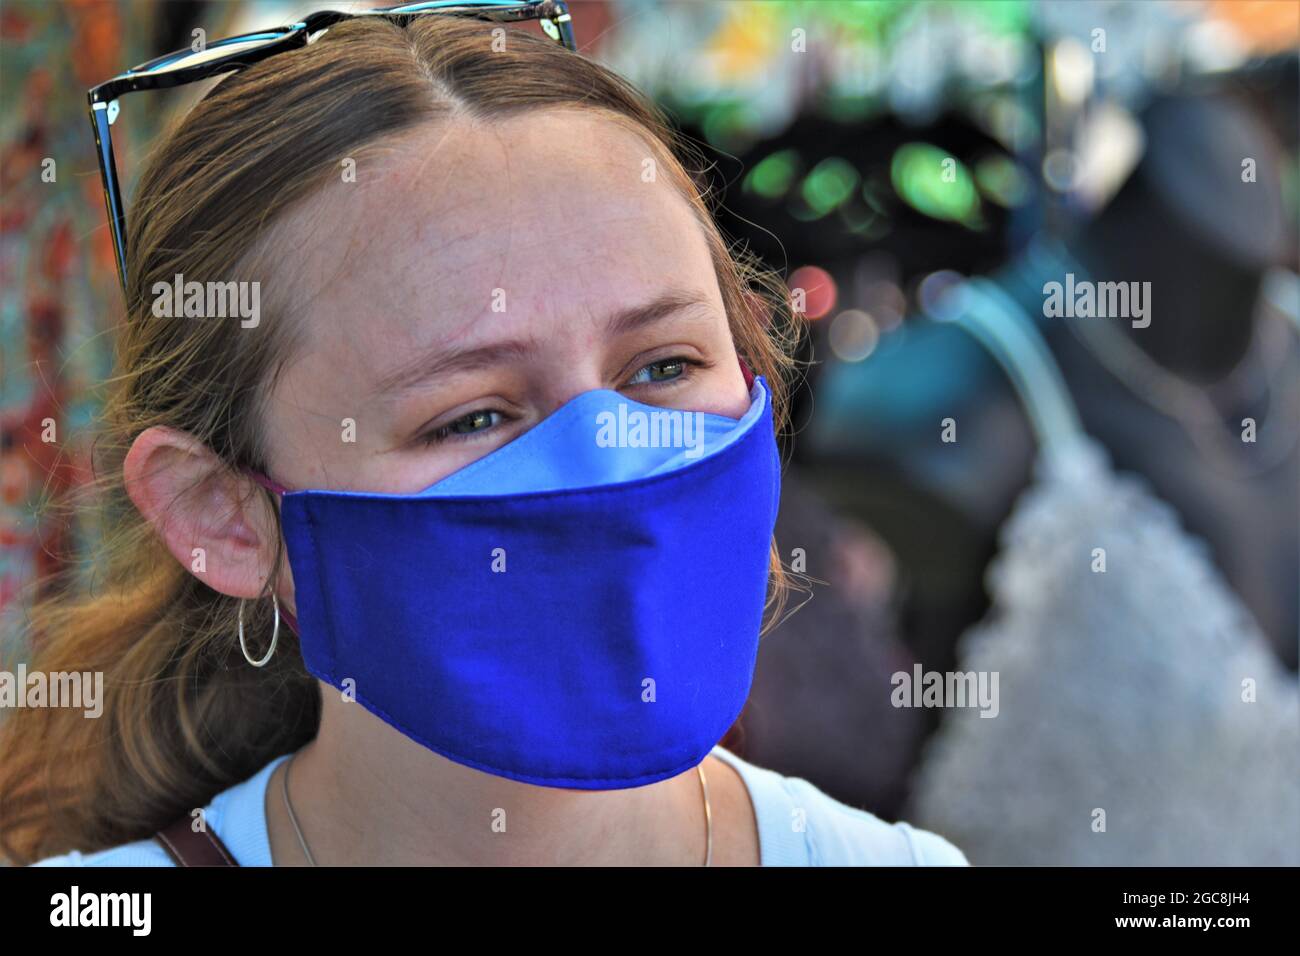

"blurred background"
[2, 0, 1297, 864]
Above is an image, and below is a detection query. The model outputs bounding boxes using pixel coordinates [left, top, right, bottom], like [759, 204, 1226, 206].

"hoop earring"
[238, 593, 281, 668]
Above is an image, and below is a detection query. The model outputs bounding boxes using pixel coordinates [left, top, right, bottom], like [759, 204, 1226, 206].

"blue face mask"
[248, 365, 780, 790]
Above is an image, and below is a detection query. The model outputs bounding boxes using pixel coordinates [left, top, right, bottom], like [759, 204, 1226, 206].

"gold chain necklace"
[280, 748, 713, 866]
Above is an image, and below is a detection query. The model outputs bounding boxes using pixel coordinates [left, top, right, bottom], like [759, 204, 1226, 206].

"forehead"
[264, 108, 719, 354]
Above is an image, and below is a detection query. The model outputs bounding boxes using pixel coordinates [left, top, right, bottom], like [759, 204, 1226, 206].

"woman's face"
[259, 107, 752, 496]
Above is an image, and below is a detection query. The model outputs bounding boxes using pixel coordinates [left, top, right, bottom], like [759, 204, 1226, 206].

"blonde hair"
[0, 15, 803, 863]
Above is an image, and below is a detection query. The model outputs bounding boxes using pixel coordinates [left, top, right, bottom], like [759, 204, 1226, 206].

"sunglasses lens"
[130, 31, 291, 75]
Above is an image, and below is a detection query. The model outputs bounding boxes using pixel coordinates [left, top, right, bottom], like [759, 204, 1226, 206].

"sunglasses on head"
[87, 0, 577, 300]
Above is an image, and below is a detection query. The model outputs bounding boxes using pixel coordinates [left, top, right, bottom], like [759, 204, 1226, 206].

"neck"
[267, 692, 707, 866]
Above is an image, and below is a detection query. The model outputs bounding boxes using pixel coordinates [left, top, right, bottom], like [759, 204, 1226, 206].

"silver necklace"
[281, 748, 713, 866]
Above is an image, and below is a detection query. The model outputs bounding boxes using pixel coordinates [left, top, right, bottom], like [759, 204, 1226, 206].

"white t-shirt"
[31, 745, 969, 866]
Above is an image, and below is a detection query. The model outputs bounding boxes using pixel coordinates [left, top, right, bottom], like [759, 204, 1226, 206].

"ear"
[123, 425, 294, 605]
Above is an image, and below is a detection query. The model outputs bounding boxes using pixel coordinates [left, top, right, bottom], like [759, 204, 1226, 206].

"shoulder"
[784, 775, 970, 866]
[30, 839, 176, 867]
[28, 752, 291, 868]
[710, 746, 969, 867]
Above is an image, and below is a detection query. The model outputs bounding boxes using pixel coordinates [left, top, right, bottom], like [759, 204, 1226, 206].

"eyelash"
[420, 356, 705, 446]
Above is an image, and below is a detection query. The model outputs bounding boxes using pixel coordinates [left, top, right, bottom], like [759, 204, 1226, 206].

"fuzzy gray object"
[905, 436, 1300, 865]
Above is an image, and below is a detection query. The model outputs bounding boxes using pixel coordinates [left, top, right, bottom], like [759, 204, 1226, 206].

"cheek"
[260, 363, 357, 487]
[699, 348, 753, 420]
[709, 320, 752, 414]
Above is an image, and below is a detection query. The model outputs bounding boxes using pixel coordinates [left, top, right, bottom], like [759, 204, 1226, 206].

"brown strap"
[154, 814, 241, 867]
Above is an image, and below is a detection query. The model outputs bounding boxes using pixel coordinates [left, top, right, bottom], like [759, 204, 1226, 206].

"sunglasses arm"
[84, 1, 576, 303]
[88, 92, 129, 297]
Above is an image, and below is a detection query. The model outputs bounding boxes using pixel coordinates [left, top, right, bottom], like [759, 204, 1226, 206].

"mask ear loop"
[737, 353, 755, 390]
[248, 470, 292, 496]
[244, 467, 302, 638]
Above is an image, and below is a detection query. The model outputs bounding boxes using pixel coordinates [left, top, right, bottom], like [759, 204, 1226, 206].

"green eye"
[449, 410, 497, 434]
[629, 358, 687, 385]
[423, 409, 502, 445]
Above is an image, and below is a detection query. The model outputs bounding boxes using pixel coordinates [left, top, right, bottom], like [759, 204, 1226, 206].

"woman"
[3, 9, 967, 867]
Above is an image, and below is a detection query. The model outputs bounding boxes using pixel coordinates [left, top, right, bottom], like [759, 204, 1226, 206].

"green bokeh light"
[974, 153, 1030, 207]
[744, 149, 800, 199]
[801, 157, 861, 217]
[890, 143, 983, 228]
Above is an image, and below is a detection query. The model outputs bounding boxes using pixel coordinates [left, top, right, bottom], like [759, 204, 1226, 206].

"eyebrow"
[370, 287, 717, 397]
